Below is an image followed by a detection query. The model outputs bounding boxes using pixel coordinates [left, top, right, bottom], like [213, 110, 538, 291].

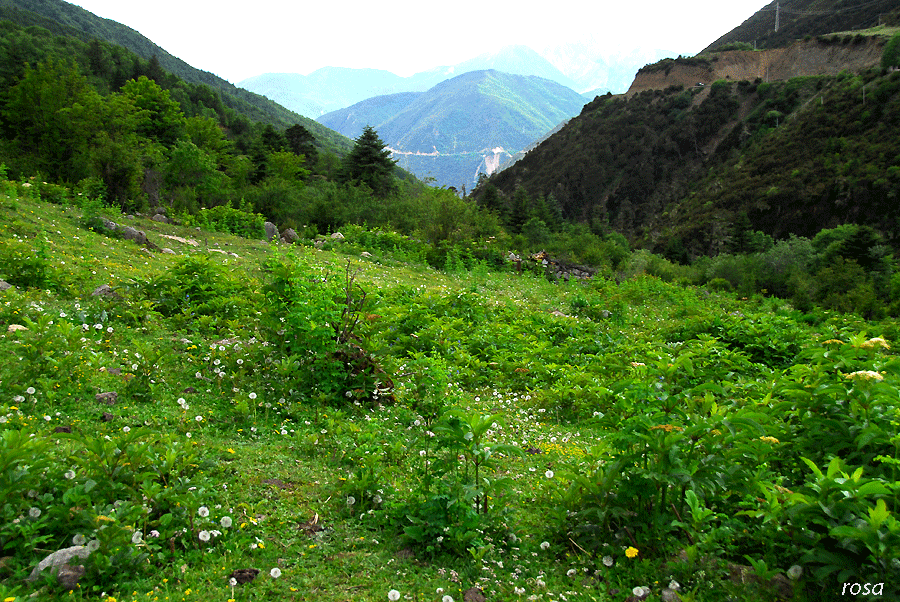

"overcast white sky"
[68, 0, 771, 83]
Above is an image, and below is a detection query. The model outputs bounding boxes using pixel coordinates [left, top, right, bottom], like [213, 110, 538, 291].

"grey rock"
[91, 284, 120, 299]
[120, 227, 148, 245]
[661, 588, 682, 602]
[281, 228, 299, 244]
[162, 248, 176, 254]
[0, 279, 12, 291]
[151, 213, 170, 224]
[26, 545, 90, 586]
[95, 391, 118, 406]
[331, 232, 344, 240]
[264, 222, 279, 241]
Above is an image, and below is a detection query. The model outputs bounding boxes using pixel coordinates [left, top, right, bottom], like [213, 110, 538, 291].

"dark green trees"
[339, 125, 397, 197]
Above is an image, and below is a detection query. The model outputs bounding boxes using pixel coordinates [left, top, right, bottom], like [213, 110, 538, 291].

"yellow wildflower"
[625, 546, 639, 558]
[860, 337, 890, 350]
[759, 436, 780, 444]
[845, 370, 884, 381]
[650, 424, 683, 433]
[821, 339, 844, 345]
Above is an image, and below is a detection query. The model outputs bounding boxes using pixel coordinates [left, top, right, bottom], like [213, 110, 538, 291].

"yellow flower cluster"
[845, 370, 884, 381]
[625, 546, 639, 558]
[821, 339, 844, 345]
[649, 424, 684, 433]
[759, 436, 780, 444]
[859, 337, 891, 350]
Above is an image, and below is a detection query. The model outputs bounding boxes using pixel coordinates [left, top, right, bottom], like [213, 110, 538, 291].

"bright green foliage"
[179, 202, 266, 238]
[119, 76, 187, 146]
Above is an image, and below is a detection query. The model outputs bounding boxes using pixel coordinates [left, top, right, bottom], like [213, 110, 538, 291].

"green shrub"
[0, 237, 59, 290]
[180, 202, 265, 238]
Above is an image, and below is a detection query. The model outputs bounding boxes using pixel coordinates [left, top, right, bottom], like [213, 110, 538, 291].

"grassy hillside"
[2, 181, 899, 602]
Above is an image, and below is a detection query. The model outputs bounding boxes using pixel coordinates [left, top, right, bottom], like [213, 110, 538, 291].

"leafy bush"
[180, 202, 266, 238]
[133, 254, 253, 331]
[0, 237, 60, 290]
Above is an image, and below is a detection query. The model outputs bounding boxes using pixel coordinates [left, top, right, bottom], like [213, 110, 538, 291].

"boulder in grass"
[264, 221, 279, 241]
[26, 545, 90, 588]
[91, 284, 120, 299]
[96, 391, 118, 406]
[0, 279, 12, 291]
[280, 228, 299, 244]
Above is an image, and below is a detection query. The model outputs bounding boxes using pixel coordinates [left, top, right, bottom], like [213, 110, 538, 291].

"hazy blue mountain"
[240, 45, 580, 118]
[451, 45, 578, 89]
[318, 70, 588, 189]
[539, 42, 678, 93]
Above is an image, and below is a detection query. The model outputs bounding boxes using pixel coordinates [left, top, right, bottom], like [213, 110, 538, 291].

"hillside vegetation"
[0, 0, 350, 150]
[479, 34, 900, 319]
[2, 183, 899, 602]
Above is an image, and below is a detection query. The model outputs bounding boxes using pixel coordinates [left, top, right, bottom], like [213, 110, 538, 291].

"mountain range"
[237, 44, 674, 119]
[317, 70, 589, 190]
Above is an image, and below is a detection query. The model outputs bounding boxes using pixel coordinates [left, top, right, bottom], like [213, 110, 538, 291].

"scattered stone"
[227, 568, 259, 584]
[162, 248, 176, 254]
[299, 515, 325, 537]
[26, 545, 91, 588]
[159, 234, 199, 247]
[151, 214, 171, 224]
[101, 412, 114, 422]
[264, 221, 279, 241]
[107, 367, 122, 376]
[661, 587, 682, 602]
[91, 284, 120, 299]
[181, 387, 197, 394]
[120, 226, 148, 245]
[54, 426, 72, 434]
[7, 324, 27, 332]
[280, 228, 299, 244]
[360, 251, 373, 258]
[0, 279, 11, 291]
[331, 232, 344, 240]
[464, 587, 486, 602]
[313, 239, 325, 249]
[95, 391, 118, 406]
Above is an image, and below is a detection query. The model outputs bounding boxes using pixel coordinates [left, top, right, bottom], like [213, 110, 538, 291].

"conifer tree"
[339, 125, 397, 197]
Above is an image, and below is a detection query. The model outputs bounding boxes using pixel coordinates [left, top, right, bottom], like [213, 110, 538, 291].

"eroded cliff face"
[626, 37, 886, 96]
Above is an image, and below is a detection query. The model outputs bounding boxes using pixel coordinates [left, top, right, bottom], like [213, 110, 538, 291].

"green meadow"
[1, 182, 898, 602]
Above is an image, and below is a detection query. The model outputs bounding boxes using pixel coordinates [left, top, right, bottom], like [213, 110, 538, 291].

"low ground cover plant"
[1, 185, 898, 602]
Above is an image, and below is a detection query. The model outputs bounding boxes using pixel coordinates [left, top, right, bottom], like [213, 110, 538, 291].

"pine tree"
[339, 125, 397, 197]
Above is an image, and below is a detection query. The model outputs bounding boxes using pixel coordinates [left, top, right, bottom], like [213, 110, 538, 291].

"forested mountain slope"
[319, 70, 588, 189]
[0, 0, 352, 155]
[482, 48, 900, 257]
[704, 0, 900, 52]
